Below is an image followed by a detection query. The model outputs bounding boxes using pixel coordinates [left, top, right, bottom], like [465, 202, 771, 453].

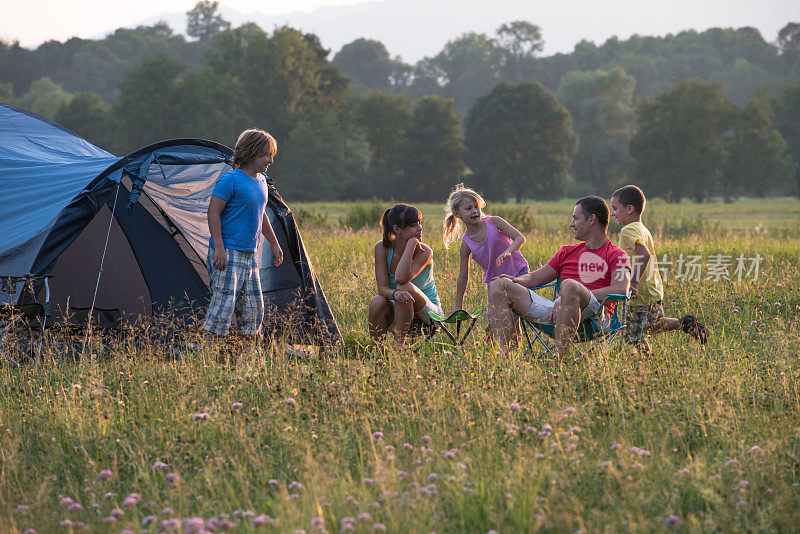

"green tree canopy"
[174, 67, 248, 145]
[0, 81, 13, 101]
[398, 96, 465, 201]
[18, 77, 71, 119]
[630, 79, 735, 202]
[713, 57, 771, 106]
[778, 22, 800, 54]
[720, 95, 791, 200]
[186, 1, 231, 41]
[277, 111, 368, 201]
[205, 24, 349, 143]
[557, 66, 636, 194]
[772, 84, 800, 196]
[465, 81, 577, 202]
[495, 21, 543, 82]
[54, 92, 112, 151]
[422, 32, 504, 114]
[332, 39, 394, 92]
[113, 54, 186, 152]
[356, 90, 414, 191]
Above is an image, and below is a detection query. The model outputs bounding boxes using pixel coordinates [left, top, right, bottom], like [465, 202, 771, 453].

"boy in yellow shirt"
[610, 185, 707, 353]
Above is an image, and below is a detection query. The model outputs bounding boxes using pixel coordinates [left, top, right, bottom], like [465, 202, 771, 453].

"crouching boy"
[610, 185, 707, 354]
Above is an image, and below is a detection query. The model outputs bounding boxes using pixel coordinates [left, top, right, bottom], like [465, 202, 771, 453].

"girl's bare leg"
[487, 277, 534, 351]
[368, 295, 393, 343]
[391, 282, 430, 350]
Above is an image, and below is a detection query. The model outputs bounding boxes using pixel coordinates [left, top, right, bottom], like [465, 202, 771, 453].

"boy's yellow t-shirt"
[617, 221, 664, 307]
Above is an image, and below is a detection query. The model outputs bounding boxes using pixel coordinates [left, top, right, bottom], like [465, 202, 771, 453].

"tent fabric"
[0, 104, 341, 345]
[0, 104, 120, 252]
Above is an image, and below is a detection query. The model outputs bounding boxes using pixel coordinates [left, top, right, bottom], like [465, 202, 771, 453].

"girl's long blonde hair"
[443, 183, 486, 248]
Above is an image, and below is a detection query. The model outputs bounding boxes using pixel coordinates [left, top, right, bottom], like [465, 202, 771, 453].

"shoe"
[680, 314, 708, 344]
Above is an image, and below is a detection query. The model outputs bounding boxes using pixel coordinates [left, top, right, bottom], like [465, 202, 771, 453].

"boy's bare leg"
[487, 277, 534, 352]
[649, 316, 681, 334]
[553, 280, 592, 357]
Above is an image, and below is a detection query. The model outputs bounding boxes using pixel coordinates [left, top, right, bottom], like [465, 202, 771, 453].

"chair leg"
[436, 323, 458, 345]
[520, 320, 535, 354]
[457, 318, 479, 346]
[531, 329, 556, 359]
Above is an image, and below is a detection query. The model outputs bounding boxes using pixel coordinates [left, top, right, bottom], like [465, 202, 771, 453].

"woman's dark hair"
[381, 204, 421, 247]
[575, 195, 610, 231]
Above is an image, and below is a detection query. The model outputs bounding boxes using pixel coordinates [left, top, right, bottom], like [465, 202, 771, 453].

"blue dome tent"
[0, 104, 340, 345]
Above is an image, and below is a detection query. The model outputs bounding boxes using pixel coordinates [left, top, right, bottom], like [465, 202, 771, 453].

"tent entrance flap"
[49, 204, 152, 325]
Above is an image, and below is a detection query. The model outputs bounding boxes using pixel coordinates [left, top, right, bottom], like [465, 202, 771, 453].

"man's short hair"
[576, 196, 610, 231]
[612, 185, 646, 214]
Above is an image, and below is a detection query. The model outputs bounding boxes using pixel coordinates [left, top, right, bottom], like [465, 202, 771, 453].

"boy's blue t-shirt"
[209, 168, 269, 253]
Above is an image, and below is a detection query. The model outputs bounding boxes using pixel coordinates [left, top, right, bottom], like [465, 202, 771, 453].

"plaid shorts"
[624, 300, 664, 344]
[202, 248, 264, 335]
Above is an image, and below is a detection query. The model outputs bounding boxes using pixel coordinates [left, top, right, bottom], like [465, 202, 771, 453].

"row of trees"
[463, 77, 797, 203]
[2, 3, 799, 201]
[3, 10, 799, 109]
[333, 22, 800, 112]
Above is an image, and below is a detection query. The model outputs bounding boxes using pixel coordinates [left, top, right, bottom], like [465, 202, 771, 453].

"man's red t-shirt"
[546, 240, 630, 314]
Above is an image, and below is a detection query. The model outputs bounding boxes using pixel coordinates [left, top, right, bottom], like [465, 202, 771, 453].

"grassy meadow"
[2, 197, 800, 533]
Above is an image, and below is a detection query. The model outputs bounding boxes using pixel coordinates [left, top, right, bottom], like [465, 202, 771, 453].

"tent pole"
[82, 180, 122, 355]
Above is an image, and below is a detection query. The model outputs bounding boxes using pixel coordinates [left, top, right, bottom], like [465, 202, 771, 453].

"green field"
[2, 198, 799, 533]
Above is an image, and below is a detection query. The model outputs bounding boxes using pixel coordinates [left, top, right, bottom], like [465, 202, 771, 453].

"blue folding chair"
[519, 276, 630, 359]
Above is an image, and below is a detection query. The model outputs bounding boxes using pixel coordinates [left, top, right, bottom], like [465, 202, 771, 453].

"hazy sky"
[2, 0, 799, 61]
[0, 0, 361, 46]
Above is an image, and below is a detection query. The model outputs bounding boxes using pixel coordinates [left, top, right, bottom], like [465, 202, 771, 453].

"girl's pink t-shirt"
[462, 216, 529, 286]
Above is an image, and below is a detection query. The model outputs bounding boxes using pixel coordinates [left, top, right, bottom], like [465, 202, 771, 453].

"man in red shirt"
[488, 196, 630, 356]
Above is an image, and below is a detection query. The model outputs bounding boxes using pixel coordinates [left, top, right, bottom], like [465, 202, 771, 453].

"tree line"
[1, 1, 799, 201]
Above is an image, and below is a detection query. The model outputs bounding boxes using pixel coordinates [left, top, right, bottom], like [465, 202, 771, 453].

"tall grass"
[1, 200, 799, 532]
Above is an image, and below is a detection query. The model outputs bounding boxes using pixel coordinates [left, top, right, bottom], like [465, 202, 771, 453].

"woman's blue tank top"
[387, 244, 440, 307]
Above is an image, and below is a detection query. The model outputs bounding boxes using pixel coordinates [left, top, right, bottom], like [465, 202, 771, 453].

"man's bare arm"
[501, 263, 558, 289]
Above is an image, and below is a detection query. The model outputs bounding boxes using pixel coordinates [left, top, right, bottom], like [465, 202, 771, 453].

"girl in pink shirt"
[443, 184, 529, 313]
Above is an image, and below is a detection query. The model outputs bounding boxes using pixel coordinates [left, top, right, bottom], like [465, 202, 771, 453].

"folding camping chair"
[520, 277, 629, 359]
[0, 274, 53, 366]
[426, 308, 484, 348]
